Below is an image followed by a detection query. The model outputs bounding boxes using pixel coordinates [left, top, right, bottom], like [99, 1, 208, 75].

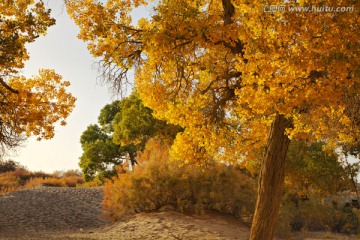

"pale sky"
[13, 1, 116, 172]
[13, 0, 152, 173]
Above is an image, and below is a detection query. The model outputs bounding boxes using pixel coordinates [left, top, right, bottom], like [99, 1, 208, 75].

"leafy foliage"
[79, 92, 181, 183]
[278, 193, 359, 236]
[0, 0, 76, 153]
[112, 92, 160, 147]
[103, 139, 257, 224]
[285, 141, 353, 195]
[67, 0, 359, 238]
[80, 124, 110, 146]
[0, 0, 55, 75]
[79, 139, 120, 182]
[98, 100, 121, 133]
[67, 0, 359, 160]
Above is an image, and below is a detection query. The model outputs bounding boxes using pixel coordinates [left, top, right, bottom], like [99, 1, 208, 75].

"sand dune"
[0, 187, 358, 240]
[0, 187, 106, 239]
[0, 186, 250, 239]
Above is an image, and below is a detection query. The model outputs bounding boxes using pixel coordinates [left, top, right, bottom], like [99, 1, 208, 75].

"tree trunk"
[249, 114, 292, 240]
[128, 151, 138, 166]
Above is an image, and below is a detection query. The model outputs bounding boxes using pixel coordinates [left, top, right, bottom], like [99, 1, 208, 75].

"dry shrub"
[52, 169, 82, 178]
[24, 177, 65, 188]
[11, 168, 35, 184]
[0, 160, 19, 173]
[0, 167, 85, 194]
[77, 179, 100, 188]
[63, 176, 84, 187]
[63, 169, 82, 177]
[0, 172, 21, 194]
[0, 168, 48, 193]
[24, 176, 84, 188]
[103, 139, 256, 223]
[277, 193, 359, 236]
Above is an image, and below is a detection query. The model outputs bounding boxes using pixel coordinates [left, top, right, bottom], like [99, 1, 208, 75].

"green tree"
[79, 139, 121, 182]
[112, 92, 181, 165]
[98, 100, 121, 133]
[79, 123, 120, 182]
[80, 124, 110, 146]
[79, 92, 181, 182]
[285, 141, 351, 195]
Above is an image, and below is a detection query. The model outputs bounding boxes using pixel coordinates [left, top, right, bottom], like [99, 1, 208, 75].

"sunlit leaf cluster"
[67, 0, 359, 165]
[0, 0, 75, 152]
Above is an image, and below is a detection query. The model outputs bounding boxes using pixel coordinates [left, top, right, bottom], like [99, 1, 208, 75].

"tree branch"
[0, 78, 19, 94]
[222, 0, 235, 25]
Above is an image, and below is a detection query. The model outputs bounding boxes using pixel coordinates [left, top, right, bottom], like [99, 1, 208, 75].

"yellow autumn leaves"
[66, 0, 359, 164]
[0, 0, 75, 147]
[6, 70, 76, 140]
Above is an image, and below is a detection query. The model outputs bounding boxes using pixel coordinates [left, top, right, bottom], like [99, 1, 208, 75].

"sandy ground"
[0, 187, 358, 240]
[0, 187, 106, 239]
[0, 186, 250, 240]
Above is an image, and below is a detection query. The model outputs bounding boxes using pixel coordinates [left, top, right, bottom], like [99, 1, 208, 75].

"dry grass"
[77, 179, 100, 187]
[23, 176, 84, 188]
[103, 139, 256, 223]
[0, 168, 85, 194]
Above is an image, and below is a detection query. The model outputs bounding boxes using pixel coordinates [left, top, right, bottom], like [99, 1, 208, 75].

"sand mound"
[0, 186, 250, 239]
[67, 211, 251, 240]
[0, 187, 358, 240]
[0, 186, 107, 239]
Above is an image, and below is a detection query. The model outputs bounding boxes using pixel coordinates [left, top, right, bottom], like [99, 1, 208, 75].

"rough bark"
[249, 114, 292, 240]
[222, 0, 235, 25]
[129, 151, 138, 166]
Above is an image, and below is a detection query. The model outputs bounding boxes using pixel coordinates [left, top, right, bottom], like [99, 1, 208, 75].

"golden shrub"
[0, 172, 21, 194]
[103, 139, 257, 223]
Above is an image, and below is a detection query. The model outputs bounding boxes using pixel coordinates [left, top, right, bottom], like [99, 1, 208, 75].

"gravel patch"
[0, 186, 107, 239]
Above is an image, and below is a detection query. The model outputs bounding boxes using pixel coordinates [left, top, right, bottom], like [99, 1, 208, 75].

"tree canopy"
[67, 0, 359, 239]
[0, 0, 76, 154]
[285, 140, 353, 195]
[79, 92, 181, 182]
